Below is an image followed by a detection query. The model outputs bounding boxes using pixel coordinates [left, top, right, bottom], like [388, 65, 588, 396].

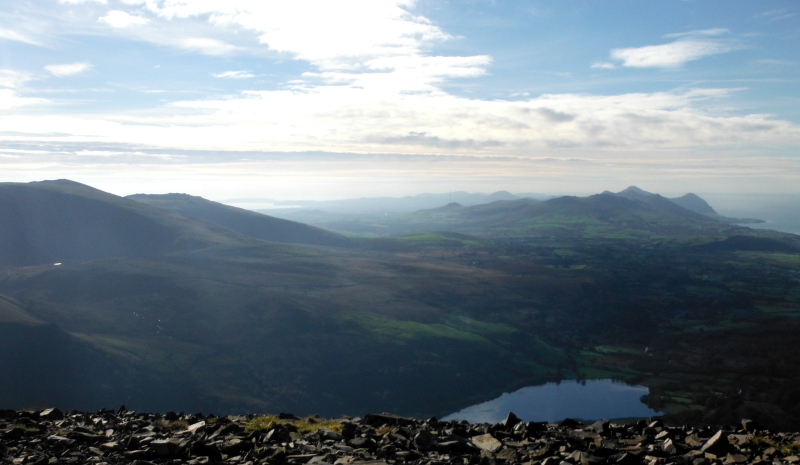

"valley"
[1, 180, 800, 430]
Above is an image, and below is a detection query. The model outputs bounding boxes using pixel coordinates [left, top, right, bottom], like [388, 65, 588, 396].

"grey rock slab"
[149, 438, 183, 456]
[471, 433, 503, 453]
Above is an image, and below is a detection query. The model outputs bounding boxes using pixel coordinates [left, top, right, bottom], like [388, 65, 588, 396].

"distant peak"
[619, 186, 653, 196]
[668, 192, 718, 216]
[486, 191, 518, 201]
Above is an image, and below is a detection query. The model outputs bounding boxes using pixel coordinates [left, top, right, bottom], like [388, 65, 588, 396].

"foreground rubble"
[0, 408, 796, 465]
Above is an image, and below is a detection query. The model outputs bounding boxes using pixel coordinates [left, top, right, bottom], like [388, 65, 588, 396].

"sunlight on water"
[442, 379, 660, 423]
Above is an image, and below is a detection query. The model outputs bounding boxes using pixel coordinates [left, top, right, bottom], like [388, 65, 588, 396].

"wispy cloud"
[99, 10, 148, 28]
[755, 9, 796, 22]
[0, 27, 42, 46]
[213, 70, 255, 79]
[591, 62, 615, 69]
[610, 39, 735, 68]
[178, 37, 241, 55]
[604, 29, 740, 68]
[664, 28, 729, 38]
[44, 62, 92, 76]
[0, 70, 32, 88]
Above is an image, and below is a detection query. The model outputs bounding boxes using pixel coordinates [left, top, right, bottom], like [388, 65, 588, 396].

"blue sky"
[1, 0, 799, 200]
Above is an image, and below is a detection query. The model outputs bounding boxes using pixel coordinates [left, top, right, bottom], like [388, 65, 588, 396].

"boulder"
[471, 433, 503, 453]
[39, 408, 64, 421]
[700, 430, 733, 456]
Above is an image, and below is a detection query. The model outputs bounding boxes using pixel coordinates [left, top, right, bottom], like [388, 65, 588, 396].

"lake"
[442, 379, 660, 424]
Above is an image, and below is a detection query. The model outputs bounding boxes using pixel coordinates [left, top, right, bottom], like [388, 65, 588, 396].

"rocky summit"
[0, 408, 797, 465]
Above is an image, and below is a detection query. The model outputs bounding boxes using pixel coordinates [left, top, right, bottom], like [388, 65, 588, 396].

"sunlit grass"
[245, 415, 343, 433]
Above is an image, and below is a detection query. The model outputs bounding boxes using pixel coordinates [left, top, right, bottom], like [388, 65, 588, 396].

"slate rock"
[560, 418, 583, 429]
[500, 412, 522, 428]
[413, 430, 438, 452]
[471, 433, 503, 453]
[589, 419, 610, 434]
[39, 408, 64, 421]
[150, 438, 183, 456]
[363, 413, 415, 427]
[700, 430, 733, 456]
[348, 437, 376, 450]
[1, 407, 796, 465]
[741, 419, 763, 432]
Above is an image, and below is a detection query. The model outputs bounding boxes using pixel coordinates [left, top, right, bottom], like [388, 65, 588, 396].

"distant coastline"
[746, 220, 800, 236]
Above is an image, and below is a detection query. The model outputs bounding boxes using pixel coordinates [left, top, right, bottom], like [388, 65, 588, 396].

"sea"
[701, 193, 800, 236]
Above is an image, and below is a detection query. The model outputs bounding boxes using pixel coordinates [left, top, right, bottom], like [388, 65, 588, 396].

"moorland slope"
[0, 180, 245, 267]
[128, 193, 350, 247]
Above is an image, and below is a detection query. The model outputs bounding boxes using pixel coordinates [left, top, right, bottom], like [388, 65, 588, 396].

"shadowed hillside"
[0, 180, 245, 267]
[127, 193, 351, 247]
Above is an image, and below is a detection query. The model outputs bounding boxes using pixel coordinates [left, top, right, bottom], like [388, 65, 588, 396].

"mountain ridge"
[127, 193, 351, 248]
[0, 180, 249, 267]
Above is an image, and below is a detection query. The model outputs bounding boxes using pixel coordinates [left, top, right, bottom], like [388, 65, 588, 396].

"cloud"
[1, 1, 797, 165]
[0, 70, 32, 88]
[664, 28, 729, 38]
[610, 39, 734, 68]
[96, 0, 473, 75]
[99, 10, 149, 28]
[2, 84, 795, 159]
[755, 9, 796, 21]
[0, 89, 46, 109]
[44, 62, 92, 76]
[178, 37, 241, 55]
[0, 27, 42, 45]
[58, 0, 106, 3]
[591, 62, 615, 69]
[213, 70, 255, 79]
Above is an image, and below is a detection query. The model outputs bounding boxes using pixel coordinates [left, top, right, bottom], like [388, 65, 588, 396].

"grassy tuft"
[752, 436, 800, 455]
[245, 415, 343, 433]
[157, 419, 188, 431]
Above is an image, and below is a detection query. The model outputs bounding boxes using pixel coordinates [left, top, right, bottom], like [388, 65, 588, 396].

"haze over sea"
[705, 194, 800, 236]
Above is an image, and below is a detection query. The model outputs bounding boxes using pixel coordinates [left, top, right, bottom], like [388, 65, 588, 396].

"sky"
[1, 0, 799, 200]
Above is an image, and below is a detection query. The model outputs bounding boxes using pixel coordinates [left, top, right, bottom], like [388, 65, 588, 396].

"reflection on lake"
[442, 379, 660, 424]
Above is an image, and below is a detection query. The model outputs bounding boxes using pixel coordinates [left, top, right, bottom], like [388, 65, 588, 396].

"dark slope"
[0, 180, 247, 267]
[0, 245, 567, 417]
[127, 193, 351, 247]
[0, 292, 195, 412]
[0, 292, 42, 325]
